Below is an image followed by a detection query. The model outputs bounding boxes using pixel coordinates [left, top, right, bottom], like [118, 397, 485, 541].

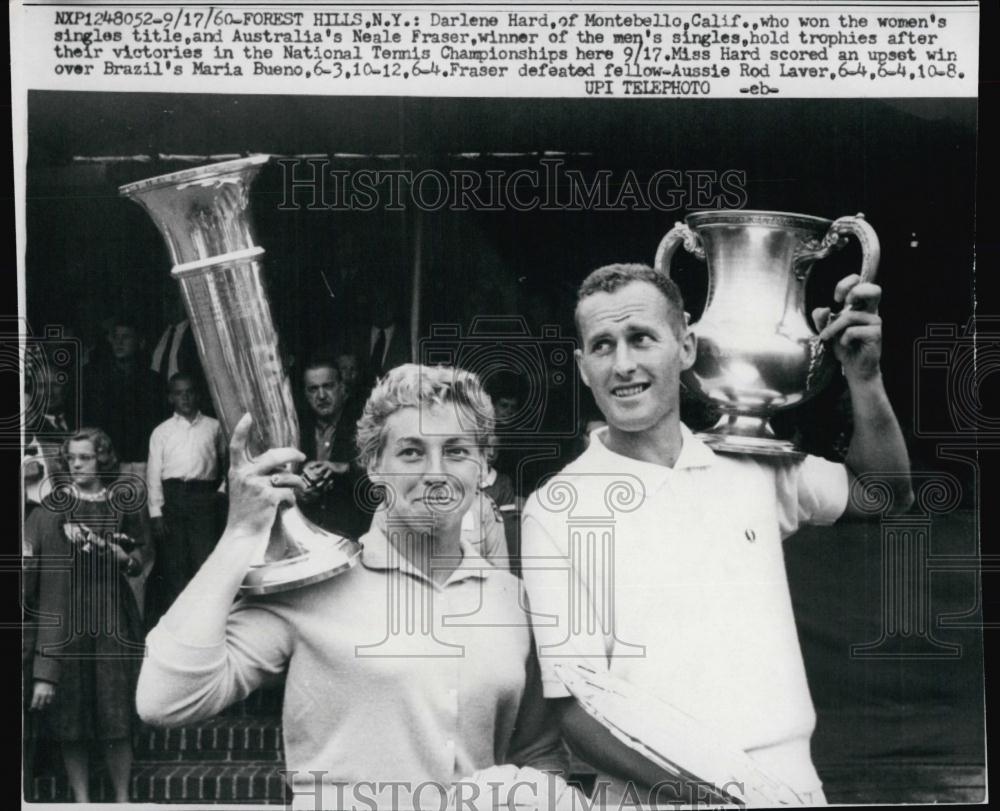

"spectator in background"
[480, 464, 517, 510]
[337, 350, 363, 405]
[479, 382, 519, 509]
[24, 356, 78, 511]
[147, 373, 226, 610]
[26, 428, 147, 803]
[298, 358, 370, 539]
[484, 373, 528, 495]
[150, 296, 214, 417]
[81, 314, 118, 370]
[357, 288, 411, 388]
[83, 318, 166, 476]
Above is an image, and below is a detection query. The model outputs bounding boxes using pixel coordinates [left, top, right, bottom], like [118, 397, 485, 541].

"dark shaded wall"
[25, 93, 978, 486]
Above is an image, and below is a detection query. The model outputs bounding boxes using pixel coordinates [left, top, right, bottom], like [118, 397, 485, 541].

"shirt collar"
[313, 412, 342, 434]
[359, 519, 491, 588]
[675, 423, 716, 469]
[586, 422, 715, 475]
[172, 411, 203, 425]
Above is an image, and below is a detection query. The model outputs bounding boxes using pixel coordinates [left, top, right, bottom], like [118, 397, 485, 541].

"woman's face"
[66, 439, 100, 489]
[371, 404, 485, 534]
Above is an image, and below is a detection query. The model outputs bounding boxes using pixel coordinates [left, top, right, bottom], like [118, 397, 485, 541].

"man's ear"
[574, 348, 592, 390]
[679, 328, 697, 372]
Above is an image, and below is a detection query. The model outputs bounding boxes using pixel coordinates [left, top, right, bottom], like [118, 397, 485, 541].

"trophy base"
[696, 415, 805, 460]
[696, 432, 805, 460]
[241, 540, 362, 595]
[240, 504, 363, 595]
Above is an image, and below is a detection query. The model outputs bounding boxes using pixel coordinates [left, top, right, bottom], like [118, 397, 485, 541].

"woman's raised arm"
[136, 414, 305, 726]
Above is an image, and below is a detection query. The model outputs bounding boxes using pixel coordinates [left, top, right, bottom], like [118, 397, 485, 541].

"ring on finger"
[270, 474, 281, 487]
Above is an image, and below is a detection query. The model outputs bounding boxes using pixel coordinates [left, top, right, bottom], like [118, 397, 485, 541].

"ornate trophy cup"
[120, 156, 361, 594]
[656, 210, 880, 457]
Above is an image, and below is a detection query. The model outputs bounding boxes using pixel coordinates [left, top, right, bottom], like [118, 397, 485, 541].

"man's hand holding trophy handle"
[813, 274, 884, 385]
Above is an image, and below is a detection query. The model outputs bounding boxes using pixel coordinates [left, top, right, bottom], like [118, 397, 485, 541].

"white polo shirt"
[139, 526, 566, 808]
[520, 424, 848, 794]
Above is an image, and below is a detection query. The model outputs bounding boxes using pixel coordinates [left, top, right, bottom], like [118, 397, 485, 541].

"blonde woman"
[137, 365, 576, 809]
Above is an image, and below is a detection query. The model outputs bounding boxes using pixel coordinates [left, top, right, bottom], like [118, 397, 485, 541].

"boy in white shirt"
[147, 373, 226, 606]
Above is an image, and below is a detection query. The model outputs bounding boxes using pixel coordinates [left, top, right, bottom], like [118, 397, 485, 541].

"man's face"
[493, 396, 520, 426]
[111, 326, 140, 361]
[168, 378, 198, 418]
[337, 354, 359, 388]
[575, 281, 695, 437]
[304, 366, 345, 420]
[37, 368, 67, 413]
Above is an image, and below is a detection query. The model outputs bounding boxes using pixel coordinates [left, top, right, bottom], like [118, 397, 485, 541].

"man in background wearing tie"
[150, 296, 213, 417]
[366, 288, 411, 385]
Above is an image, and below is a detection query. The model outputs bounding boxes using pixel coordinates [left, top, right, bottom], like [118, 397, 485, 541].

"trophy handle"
[654, 221, 705, 277]
[792, 212, 881, 283]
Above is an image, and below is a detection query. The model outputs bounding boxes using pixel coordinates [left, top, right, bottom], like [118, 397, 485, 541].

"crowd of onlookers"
[21, 298, 599, 802]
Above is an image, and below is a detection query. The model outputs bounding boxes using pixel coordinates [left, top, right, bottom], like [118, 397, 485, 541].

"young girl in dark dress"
[26, 428, 148, 802]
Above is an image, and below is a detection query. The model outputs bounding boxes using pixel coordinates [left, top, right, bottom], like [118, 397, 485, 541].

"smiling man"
[520, 263, 913, 806]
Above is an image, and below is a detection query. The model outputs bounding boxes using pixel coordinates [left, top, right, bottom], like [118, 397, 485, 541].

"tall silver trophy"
[656, 210, 880, 458]
[120, 156, 361, 594]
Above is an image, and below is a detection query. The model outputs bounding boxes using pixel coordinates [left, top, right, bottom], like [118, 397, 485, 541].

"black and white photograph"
[12, 2, 989, 808]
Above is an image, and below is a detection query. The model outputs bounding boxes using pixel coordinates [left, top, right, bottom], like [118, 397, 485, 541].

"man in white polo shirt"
[520, 264, 913, 806]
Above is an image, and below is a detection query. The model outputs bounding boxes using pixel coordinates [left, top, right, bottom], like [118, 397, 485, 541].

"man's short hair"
[302, 356, 342, 382]
[167, 372, 195, 390]
[575, 263, 687, 337]
[110, 316, 142, 334]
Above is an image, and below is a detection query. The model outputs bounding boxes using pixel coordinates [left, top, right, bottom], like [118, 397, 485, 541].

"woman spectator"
[137, 365, 576, 809]
[26, 428, 148, 802]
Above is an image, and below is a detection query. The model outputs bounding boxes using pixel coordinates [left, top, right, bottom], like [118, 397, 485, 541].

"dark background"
[24, 93, 980, 485]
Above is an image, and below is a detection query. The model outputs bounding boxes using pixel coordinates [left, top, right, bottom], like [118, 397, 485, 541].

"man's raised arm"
[814, 274, 914, 518]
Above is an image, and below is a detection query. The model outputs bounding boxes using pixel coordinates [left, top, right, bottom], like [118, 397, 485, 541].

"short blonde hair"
[356, 364, 496, 470]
